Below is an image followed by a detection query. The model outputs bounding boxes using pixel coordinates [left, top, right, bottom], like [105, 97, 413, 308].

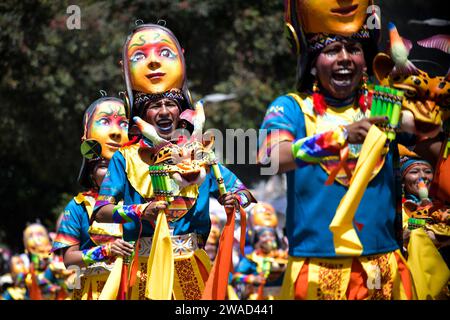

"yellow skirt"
[279, 250, 415, 300]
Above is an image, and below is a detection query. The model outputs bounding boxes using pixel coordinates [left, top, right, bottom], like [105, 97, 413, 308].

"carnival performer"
[232, 226, 287, 300]
[51, 95, 132, 300]
[399, 150, 450, 299]
[258, 0, 419, 299]
[23, 223, 72, 299]
[92, 22, 255, 300]
[0, 255, 29, 300]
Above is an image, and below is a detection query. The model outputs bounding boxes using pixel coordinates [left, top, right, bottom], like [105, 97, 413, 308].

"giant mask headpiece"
[77, 95, 129, 189]
[284, 0, 380, 91]
[122, 22, 193, 138]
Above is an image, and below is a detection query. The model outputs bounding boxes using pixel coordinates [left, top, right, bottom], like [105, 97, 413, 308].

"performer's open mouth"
[156, 119, 174, 133]
[331, 68, 354, 87]
[330, 4, 358, 17]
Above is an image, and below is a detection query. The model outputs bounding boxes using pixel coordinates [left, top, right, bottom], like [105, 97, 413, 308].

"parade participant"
[93, 23, 255, 300]
[23, 222, 71, 299]
[51, 96, 132, 300]
[258, 1, 416, 299]
[232, 227, 287, 300]
[0, 255, 29, 300]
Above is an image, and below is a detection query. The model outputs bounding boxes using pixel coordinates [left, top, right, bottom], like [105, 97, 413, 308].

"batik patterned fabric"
[258, 93, 414, 258]
[81, 244, 112, 265]
[279, 250, 414, 300]
[94, 140, 248, 242]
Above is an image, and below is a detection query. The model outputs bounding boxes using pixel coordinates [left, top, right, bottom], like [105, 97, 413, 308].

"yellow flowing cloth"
[145, 211, 174, 300]
[98, 257, 123, 300]
[329, 125, 387, 256]
[407, 228, 450, 299]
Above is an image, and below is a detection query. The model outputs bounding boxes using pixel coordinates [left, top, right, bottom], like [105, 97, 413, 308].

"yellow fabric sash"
[98, 257, 123, 300]
[145, 212, 174, 300]
[329, 125, 387, 256]
[407, 228, 450, 299]
[288, 93, 387, 187]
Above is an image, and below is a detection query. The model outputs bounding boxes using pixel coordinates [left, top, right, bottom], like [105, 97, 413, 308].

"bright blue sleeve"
[94, 151, 127, 210]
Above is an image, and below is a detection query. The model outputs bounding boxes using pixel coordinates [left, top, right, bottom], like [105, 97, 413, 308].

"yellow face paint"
[88, 100, 129, 159]
[127, 28, 184, 94]
[297, 0, 369, 36]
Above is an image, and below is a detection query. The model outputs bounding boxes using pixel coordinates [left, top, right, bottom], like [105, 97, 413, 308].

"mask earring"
[311, 69, 326, 116]
[358, 72, 370, 113]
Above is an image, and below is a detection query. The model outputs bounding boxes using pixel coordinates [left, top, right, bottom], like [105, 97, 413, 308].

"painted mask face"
[252, 203, 278, 228]
[88, 100, 129, 159]
[10, 256, 27, 276]
[23, 224, 52, 256]
[128, 28, 184, 94]
[297, 0, 369, 36]
[315, 40, 366, 99]
[403, 163, 434, 197]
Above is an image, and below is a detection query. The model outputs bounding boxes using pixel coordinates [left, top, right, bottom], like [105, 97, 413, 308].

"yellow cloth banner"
[407, 228, 450, 299]
[329, 125, 387, 256]
[98, 257, 123, 300]
[145, 212, 174, 300]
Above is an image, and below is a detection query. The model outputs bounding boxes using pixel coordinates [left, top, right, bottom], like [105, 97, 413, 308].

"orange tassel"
[29, 264, 43, 300]
[202, 205, 236, 300]
[312, 81, 327, 115]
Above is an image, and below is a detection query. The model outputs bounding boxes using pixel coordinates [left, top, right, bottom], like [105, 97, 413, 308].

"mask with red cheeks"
[315, 40, 367, 99]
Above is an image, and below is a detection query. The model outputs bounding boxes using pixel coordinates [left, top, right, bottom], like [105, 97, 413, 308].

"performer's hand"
[345, 116, 388, 144]
[251, 274, 266, 285]
[142, 200, 169, 222]
[218, 192, 240, 209]
[110, 239, 134, 257]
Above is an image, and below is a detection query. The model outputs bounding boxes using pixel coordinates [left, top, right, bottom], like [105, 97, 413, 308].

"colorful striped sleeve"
[52, 200, 83, 252]
[291, 126, 347, 168]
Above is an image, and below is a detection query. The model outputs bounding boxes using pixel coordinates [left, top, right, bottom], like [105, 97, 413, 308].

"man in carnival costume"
[93, 22, 255, 300]
[52, 95, 132, 300]
[258, 0, 420, 299]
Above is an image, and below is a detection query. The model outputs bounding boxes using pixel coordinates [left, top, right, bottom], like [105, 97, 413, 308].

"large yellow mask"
[297, 0, 370, 36]
[23, 224, 52, 257]
[127, 27, 184, 94]
[84, 99, 129, 160]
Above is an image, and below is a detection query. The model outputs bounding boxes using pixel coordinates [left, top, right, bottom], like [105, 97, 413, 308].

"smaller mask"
[23, 223, 52, 257]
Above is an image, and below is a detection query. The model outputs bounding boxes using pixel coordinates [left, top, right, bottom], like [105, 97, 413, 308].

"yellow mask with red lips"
[85, 100, 129, 159]
[296, 0, 370, 36]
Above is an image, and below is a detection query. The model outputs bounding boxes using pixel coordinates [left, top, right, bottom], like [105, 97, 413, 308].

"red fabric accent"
[194, 255, 210, 284]
[430, 134, 450, 202]
[122, 136, 139, 147]
[312, 92, 327, 116]
[28, 264, 43, 300]
[354, 221, 364, 232]
[394, 252, 414, 300]
[202, 206, 236, 300]
[239, 206, 247, 257]
[346, 258, 369, 300]
[294, 259, 309, 300]
[129, 219, 143, 289]
[117, 263, 129, 300]
[325, 145, 351, 185]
